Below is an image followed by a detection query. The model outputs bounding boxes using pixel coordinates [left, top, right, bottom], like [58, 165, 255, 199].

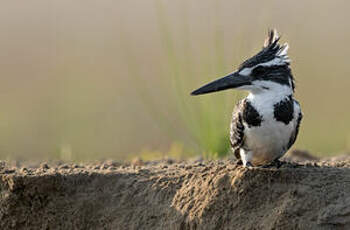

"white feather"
[239, 82, 297, 166]
[278, 43, 289, 56]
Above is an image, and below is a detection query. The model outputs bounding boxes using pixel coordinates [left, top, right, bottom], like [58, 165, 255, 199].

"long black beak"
[191, 71, 252, 96]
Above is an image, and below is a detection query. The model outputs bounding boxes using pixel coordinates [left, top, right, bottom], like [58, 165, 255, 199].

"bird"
[191, 29, 302, 167]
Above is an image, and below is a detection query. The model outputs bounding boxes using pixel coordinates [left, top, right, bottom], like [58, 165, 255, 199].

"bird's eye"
[253, 66, 266, 75]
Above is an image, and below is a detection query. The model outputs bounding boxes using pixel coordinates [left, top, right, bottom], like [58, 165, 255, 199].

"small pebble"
[59, 164, 69, 169]
[4, 169, 15, 174]
[40, 163, 49, 169]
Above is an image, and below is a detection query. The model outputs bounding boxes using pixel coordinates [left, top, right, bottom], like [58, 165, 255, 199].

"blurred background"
[0, 0, 349, 161]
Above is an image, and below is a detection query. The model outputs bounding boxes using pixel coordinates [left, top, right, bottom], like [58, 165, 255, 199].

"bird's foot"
[273, 159, 284, 168]
[244, 161, 254, 168]
[261, 159, 284, 169]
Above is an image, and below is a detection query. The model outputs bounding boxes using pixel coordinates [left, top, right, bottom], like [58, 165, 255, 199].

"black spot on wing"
[274, 95, 294, 124]
[230, 100, 245, 160]
[287, 109, 303, 150]
[243, 101, 263, 127]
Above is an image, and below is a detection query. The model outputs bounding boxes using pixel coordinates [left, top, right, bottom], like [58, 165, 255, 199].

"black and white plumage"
[191, 29, 302, 167]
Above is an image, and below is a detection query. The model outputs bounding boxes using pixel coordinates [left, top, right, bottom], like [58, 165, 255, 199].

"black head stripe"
[252, 65, 295, 90]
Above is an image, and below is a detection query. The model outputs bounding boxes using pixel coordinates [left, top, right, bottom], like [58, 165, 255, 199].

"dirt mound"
[1, 156, 350, 230]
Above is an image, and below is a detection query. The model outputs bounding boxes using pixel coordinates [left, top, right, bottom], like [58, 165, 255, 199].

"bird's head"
[191, 29, 294, 96]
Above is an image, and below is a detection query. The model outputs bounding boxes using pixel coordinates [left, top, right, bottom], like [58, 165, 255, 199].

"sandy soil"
[1, 151, 350, 230]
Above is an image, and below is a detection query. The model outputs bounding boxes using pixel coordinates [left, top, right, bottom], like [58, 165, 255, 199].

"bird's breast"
[243, 115, 295, 164]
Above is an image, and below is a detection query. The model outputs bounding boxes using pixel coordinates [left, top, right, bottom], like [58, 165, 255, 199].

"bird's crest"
[239, 29, 290, 70]
[263, 29, 289, 59]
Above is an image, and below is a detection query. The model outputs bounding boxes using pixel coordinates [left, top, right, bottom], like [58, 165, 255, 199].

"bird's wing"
[230, 99, 246, 160]
[287, 101, 303, 150]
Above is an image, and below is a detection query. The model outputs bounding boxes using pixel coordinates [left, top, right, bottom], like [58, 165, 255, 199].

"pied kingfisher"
[191, 29, 302, 167]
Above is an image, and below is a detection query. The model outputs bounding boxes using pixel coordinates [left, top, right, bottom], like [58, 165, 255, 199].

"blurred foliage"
[154, 0, 236, 158]
[128, 142, 196, 161]
[0, 0, 350, 160]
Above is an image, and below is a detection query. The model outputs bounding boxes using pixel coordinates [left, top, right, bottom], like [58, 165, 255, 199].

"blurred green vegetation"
[0, 0, 350, 161]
